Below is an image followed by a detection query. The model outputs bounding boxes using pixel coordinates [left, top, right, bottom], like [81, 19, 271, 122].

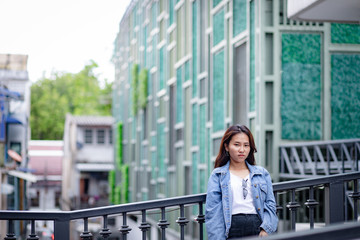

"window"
[84, 129, 93, 144]
[109, 129, 113, 144]
[97, 129, 105, 144]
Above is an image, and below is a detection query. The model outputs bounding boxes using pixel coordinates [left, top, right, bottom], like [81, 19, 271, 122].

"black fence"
[0, 172, 359, 239]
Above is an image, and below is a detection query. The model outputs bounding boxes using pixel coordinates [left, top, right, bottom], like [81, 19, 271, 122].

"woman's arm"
[205, 173, 227, 240]
[259, 169, 278, 234]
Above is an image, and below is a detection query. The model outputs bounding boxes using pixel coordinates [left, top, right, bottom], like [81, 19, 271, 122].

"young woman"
[205, 125, 278, 239]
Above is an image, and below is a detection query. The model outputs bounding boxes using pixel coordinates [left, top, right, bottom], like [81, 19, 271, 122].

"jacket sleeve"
[205, 172, 227, 240]
[260, 169, 279, 234]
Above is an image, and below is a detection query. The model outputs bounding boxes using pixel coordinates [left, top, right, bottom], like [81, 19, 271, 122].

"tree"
[30, 61, 112, 140]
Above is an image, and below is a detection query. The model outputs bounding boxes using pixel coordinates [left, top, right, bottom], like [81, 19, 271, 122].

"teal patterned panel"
[159, 47, 165, 90]
[249, 0, 255, 111]
[281, 33, 322, 140]
[213, 0, 222, 7]
[200, 104, 206, 163]
[176, 66, 183, 123]
[233, 0, 247, 37]
[213, 8, 225, 46]
[192, 152, 198, 194]
[207, 127, 211, 177]
[331, 54, 360, 139]
[331, 23, 360, 44]
[213, 50, 225, 132]
[192, 0, 198, 97]
[192, 104, 198, 146]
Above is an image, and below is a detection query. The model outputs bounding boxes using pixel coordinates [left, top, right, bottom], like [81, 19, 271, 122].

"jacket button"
[254, 184, 257, 187]
[258, 208, 260, 211]
[256, 196, 259, 199]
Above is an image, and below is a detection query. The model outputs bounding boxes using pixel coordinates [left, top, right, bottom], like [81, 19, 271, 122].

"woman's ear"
[224, 144, 229, 152]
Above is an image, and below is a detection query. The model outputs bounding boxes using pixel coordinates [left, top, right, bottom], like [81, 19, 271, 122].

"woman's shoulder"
[251, 164, 270, 175]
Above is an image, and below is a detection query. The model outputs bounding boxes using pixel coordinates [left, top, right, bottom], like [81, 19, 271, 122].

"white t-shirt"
[230, 172, 257, 215]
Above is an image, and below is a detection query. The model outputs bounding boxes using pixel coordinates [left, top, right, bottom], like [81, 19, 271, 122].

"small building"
[62, 114, 114, 210]
[27, 140, 63, 236]
[0, 53, 31, 237]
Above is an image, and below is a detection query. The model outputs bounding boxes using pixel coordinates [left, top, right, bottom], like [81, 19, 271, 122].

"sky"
[0, 0, 131, 83]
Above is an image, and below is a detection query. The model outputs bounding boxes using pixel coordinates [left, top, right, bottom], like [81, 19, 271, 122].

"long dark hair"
[214, 125, 257, 168]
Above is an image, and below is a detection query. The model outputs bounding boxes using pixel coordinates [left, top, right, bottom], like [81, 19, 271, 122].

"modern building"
[112, 0, 360, 200]
[62, 114, 114, 211]
[0, 53, 31, 237]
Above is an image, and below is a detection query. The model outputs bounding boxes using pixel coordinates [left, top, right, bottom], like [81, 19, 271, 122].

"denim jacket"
[205, 161, 278, 240]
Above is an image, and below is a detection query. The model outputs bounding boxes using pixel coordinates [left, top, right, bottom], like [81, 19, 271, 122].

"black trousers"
[227, 214, 261, 239]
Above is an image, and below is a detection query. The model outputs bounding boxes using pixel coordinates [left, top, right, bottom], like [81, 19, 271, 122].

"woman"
[205, 125, 278, 239]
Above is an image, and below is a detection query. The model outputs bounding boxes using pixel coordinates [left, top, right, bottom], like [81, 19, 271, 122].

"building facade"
[62, 114, 114, 211]
[0, 54, 31, 237]
[112, 0, 360, 208]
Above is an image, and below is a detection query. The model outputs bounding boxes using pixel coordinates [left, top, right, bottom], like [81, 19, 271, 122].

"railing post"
[325, 181, 344, 224]
[138, 209, 151, 240]
[27, 220, 39, 240]
[195, 202, 205, 240]
[119, 212, 132, 240]
[348, 179, 360, 221]
[305, 186, 319, 229]
[286, 189, 300, 230]
[158, 207, 170, 240]
[54, 219, 70, 239]
[4, 220, 16, 240]
[176, 204, 189, 240]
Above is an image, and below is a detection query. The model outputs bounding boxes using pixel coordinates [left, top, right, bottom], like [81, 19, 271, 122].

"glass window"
[97, 129, 105, 144]
[109, 129, 113, 144]
[84, 129, 93, 144]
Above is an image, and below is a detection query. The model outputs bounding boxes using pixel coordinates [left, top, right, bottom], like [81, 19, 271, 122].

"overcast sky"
[0, 0, 131, 83]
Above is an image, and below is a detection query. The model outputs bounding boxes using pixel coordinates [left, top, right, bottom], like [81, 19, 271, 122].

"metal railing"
[0, 172, 359, 239]
[280, 139, 360, 178]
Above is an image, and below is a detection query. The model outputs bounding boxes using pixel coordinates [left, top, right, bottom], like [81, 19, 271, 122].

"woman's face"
[225, 132, 250, 165]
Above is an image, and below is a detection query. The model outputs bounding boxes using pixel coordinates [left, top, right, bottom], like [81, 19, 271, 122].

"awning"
[0, 87, 21, 99]
[76, 163, 114, 172]
[6, 116, 22, 125]
[7, 170, 37, 183]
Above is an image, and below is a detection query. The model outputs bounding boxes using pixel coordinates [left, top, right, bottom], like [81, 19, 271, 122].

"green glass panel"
[250, 0, 255, 111]
[192, 152, 198, 194]
[233, 0, 247, 37]
[151, 151, 157, 179]
[331, 23, 360, 44]
[199, 169, 206, 193]
[152, 2, 157, 30]
[185, 60, 190, 81]
[159, 47, 165, 90]
[169, 0, 174, 25]
[213, 50, 225, 132]
[157, 122, 166, 177]
[213, 8, 225, 46]
[176, 66, 183, 123]
[144, 25, 148, 67]
[331, 54, 360, 139]
[213, 0, 222, 8]
[192, 0, 198, 97]
[192, 104, 198, 146]
[200, 104, 206, 163]
[281, 33, 322, 140]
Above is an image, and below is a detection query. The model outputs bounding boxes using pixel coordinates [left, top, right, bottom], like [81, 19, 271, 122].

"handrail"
[0, 172, 358, 239]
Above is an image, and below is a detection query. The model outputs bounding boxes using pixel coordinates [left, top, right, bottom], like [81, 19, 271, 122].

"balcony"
[0, 171, 359, 239]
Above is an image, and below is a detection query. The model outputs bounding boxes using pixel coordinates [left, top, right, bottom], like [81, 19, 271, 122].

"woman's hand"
[259, 229, 268, 237]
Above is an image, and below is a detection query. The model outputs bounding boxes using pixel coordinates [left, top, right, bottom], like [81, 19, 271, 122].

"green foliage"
[138, 68, 148, 109]
[121, 164, 129, 203]
[116, 122, 123, 170]
[131, 64, 139, 115]
[30, 61, 112, 140]
[108, 170, 116, 204]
